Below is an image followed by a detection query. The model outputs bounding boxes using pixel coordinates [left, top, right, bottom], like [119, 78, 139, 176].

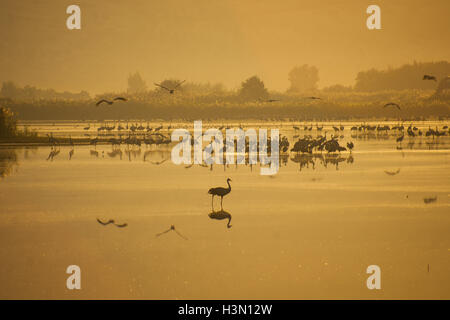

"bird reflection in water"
[156, 225, 188, 240]
[0, 149, 18, 180]
[208, 210, 232, 229]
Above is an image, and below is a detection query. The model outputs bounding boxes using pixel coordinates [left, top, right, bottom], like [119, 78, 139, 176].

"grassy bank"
[2, 90, 449, 121]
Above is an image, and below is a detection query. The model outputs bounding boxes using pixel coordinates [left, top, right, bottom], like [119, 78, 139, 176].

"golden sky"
[0, 0, 449, 93]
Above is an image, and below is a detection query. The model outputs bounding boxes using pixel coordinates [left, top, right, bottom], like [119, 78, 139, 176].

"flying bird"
[97, 218, 115, 225]
[96, 97, 128, 106]
[97, 218, 127, 228]
[384, 169, 401, 176]
[423, 75, 437, 81]
[383, 103, 401, 110]
[154, 80, 186, 94]
[96, 99, 113, 106]
[156, 225, 188, 240]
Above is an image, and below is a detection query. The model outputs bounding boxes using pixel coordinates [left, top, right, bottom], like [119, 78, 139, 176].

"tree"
[127, 72, 147, 94]
[1, 82, 20, 99]
[238, 76, 269, 101]
[0, 106, 17, 137]
[287, 65, 319, 93]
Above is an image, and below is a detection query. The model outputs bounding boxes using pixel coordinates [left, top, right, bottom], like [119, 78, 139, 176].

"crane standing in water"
[208, 178, 232, 210]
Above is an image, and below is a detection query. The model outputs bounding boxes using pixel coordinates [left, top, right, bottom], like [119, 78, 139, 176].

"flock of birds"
[46, 73, 447, 237]
[94, 80, 186, 107]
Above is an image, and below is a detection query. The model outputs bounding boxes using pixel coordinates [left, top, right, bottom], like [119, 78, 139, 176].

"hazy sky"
[0, 0, 449, 94]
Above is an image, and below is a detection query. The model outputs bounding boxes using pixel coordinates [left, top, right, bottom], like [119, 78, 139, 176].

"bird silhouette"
[423, 75, 437, 81]
[384, 169, 400, 176]
[97, 218, 128, 228]
[346, 142, 354, 152]
[423, 196, 437, 204]
[156, 225, 188, 240]
[208, 210, 232, 228]
[154, 80, 186, 94]
[69, 148, 74, 160]
[383, 103, 401, 110]
[96, 97, 128, 106]
[305, 96, 321, 100]
[96, 99, 113, 106]
[97, 218, 115, 225]
[208, 178, 232, 210]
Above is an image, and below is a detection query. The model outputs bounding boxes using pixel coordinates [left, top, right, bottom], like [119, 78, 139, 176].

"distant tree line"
[0, 81, 90, 101]
[354, 61, 450, 92]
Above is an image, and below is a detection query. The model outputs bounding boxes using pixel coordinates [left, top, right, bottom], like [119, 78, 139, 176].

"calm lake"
[0, 120, 449, 299]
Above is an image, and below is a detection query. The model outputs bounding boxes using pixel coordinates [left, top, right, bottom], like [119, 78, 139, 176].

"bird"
[154, 80, 186, 94]
[423, 196, 437, 204]
[96, 97, 128, 106]
[114, 222, 128, 228]
[305, 96, 321, 100]
[97, 218, 115, 225]
[423, 75, 437, 81]
[96, 99, 113, 106]
[208, 210, 232, 228]
[150, 159, 168, 165]
[346, 141, 354, 152]
[208, 178, 232, 210]
[97, 218, 127, 228]
[69, 148, 74, 160]
[156, 225, 188, 240]
[384, 169, 400, 176]
[383, 103, 401, 110]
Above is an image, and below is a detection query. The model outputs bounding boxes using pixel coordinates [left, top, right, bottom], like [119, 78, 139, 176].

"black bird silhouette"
[156, 225, 188, 240]
[97, 218, 128, 228]
[383, 102, 401, 110]
[154, 80, 186, 94]
[96, 97, 128, 106]
[208, 178, 232, 210]
[96, 99, 113, 106]
[114, 222, 128, 228]
[423, 196, 437, 204]
[97, 218, 115, 225]
[423, 75, 437, 81]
